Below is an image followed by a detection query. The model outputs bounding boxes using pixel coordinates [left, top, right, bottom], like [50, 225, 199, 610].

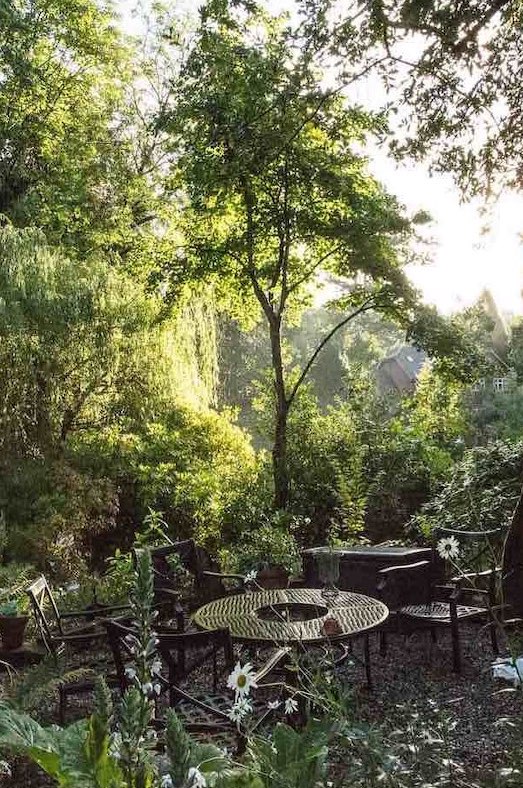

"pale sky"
[117, 0, 523, 318]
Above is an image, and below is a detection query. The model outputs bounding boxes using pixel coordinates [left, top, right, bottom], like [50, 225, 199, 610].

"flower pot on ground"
[219, 511, 303, 589]
[257, 566, 290, 589]
[0, 600, 28, 650]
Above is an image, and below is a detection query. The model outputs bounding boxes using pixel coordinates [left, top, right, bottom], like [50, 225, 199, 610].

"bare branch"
[287, 244, 345, 296]
[287, 296, 377, 408]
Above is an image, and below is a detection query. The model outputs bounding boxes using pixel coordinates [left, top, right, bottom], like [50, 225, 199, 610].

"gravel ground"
[1, 622, 521, 786]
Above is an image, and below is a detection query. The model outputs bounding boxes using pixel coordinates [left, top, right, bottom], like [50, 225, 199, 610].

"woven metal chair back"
[157, 626, 234, 696]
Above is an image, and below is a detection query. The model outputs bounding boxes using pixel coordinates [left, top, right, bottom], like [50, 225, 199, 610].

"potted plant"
[0, 599, 28, 650]
[230, 514, 302, 589]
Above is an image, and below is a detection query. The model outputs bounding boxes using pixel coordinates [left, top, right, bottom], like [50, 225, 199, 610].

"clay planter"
[0, 615, 28, 650]
[256, 566, 289, 590]
[321, 616, 342, 637]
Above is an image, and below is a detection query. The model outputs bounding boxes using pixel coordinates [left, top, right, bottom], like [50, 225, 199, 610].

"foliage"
[410, 441, 523, 539]
[0, 0, 159, 258]
[72, 406, 259, 553]
[466, 374, 523, 445]
[0, 224, 170, 458]
[4, 656, 94, 720]
[300, 0, 523, 198]
[0, 459, 119, 580]
[247, 722, 329, 788]
[0, 600, 19, 617]
[285, 388, 367, 545]
[0, 563, 35, 614]
[220, 511, 302, 575]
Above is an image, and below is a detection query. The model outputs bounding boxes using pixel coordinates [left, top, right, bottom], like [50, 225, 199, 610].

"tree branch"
[287, 296, 377, 408]
[278, 153, 291, 318]
[287, 244, 345, 296]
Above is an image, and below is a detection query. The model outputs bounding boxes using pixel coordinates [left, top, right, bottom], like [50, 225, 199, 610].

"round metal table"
[192, 587, 388, 646]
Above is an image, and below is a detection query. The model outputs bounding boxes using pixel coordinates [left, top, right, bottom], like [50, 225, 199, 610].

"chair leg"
[58, 685, 66, 725]
[363, 634, 372, 690]
[450, 609, 461, 674]
[489, 616, 499, 655]
[212, 648, 218, 692]
[379, 631, 387, 657]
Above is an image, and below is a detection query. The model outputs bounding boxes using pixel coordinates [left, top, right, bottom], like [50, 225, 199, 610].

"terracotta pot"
[0, 615, 28, 650]
[256, 566, 289, 590]
[321, 616, 342, 636]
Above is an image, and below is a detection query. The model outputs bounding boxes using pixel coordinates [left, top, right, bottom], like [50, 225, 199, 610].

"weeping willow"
[165, 289, 219, 409]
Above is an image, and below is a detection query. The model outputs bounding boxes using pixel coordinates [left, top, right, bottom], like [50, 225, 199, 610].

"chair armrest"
[253, 647, 292, 685]
[60, 604, 130, 619]
[378, 561, 431, 576]
[377, 561, 431, 591]
[58, 629, 105, 643]
[449, 568, 500, 583]
[435, 527, 502, 538]
[202, 571, 245, 583]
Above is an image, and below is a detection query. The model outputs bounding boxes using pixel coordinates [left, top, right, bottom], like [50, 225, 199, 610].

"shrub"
[0, 459, 119, 580]
[70, 404, 260, 554]
[219, 511, 302, 576]
[285, 390, 367, 545]
[409, 440, 523, 539]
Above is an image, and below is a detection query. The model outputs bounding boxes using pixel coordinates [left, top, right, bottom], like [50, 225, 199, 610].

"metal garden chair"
[376, 527, 502, 672]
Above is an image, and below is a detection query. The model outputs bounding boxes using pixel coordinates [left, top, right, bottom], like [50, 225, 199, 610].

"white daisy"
[436, 536, 460, 560]
[187, 767, 207, 787]
[244, 569, 258, 584]
[267, 699, 281, 710]
[227, 662, 257, 697]
[228, 696, 253, 722]
[284, 697, 298, 715]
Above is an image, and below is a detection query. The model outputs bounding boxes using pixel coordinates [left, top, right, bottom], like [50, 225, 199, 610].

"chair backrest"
[377, 560, 433, 609]
[135, 540, 227, 605]
[434, 526, 502, 585]
[26, 575, 63, 654]
[134, 540, 197, 591]
[157, 627, 234, 683]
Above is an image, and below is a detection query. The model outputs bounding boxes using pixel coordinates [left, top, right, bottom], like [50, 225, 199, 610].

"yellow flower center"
[237, 674, 247, 688]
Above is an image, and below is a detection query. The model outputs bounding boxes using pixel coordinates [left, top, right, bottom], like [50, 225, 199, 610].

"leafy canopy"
[161, 1, 418, 330]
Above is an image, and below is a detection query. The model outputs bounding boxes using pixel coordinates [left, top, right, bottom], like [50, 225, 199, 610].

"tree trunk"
[273, 395, 289, 510]
[502, 486, 523, 616]
[268, 316, 289, 510]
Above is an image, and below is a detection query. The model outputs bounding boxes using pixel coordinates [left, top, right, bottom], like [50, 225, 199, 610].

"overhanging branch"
[286, 295, 378, 408]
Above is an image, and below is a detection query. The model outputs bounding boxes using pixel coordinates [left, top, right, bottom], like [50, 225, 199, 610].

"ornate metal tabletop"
[192, 588, 389, 645]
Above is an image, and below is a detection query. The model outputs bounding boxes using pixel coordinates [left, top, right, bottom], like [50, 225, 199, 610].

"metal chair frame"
[376, 528, 503, 672]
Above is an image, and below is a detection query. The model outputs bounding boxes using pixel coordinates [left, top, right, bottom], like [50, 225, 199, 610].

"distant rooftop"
[375, 345, 427, 393]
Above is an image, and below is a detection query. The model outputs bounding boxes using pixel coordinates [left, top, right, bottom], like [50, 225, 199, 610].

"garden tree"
[160, 1, 425, 509]
[0, 0, 160, 257]
[0, 222, 182, 458]
[299, 0, 522, 197]
[160, 0, 485, 509]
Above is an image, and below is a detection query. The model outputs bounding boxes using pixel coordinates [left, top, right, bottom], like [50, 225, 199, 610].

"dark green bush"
[70, 404, 259, 554]
[409, 440, 523, 539]
[0, 459, 119, 580]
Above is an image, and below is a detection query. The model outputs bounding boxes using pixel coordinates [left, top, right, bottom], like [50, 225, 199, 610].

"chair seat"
[401, 602, 486, 620]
